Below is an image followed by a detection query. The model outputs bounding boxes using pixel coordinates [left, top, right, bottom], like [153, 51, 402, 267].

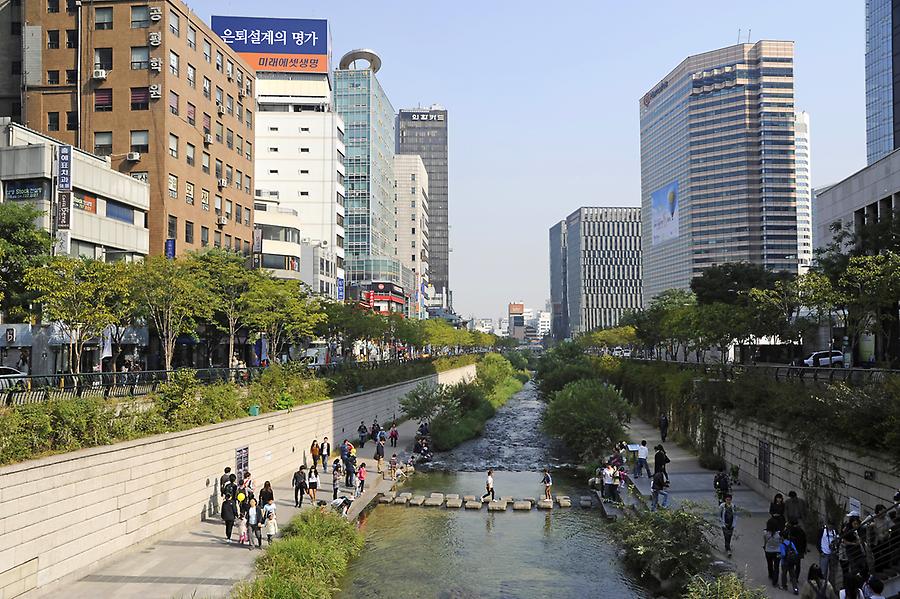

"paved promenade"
[40, 420, 420, 599]
[628, 416, 798, 598]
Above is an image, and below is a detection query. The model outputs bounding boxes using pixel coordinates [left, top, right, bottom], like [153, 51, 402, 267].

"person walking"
[310, 439, 320, 469]
[389, 453, 399, 479]
[780, 533, 802, 594]
[221, 492, 237, 543]
[651, 470, 669, 511]
[223, 473, 239, 515]
[635, 440, 652, 478]
[819, 522, 838, 584]
[340, 439, 351, 485]
[800, 564, 837, 599]
[784, 490, 808, 526]
[357, 422, 368, 448]
[332, 459, 343, 500]
[292, 466, 307, 508]
[320, 437, 331, 472]
[481, 469, 495, 502]
[375, 439, 385, 474]
[245, 498, 264, 550]
[659, 413, 669, 442]
[220, 467, 232, 498]
[388, 424, 399, 448]
[719, 494, 736, 557]
[356, 463, 367, 497]
[770, 493, 786, 520]
[542, 469, 553, 501]
[764, 516, 784, 587]
[258, 481, 274, 507]
[714, 468, 731, 503]
[784, 519, 808, 593]
[307, 467, 320, 502]
[264, 510, 278, 545]
[654, 444, 670, 482]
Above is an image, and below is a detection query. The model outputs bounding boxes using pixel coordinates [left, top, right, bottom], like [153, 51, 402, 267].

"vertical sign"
[252, 227, 262, 253]
[58, 145, 72, 192]
[57, 192, 71, 230]
[164, 238, 176, 259]
[336, 277, 344, 300]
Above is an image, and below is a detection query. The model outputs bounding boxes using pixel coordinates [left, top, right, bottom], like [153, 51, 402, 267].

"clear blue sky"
[191, 0, 866, 322]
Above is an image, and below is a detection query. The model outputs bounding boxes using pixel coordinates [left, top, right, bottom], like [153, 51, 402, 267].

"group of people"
[357, 419, 399, 449]
[218, 467, 279, 550]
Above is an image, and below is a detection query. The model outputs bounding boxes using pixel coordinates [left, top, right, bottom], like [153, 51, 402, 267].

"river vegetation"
[232, 509, 363, 599]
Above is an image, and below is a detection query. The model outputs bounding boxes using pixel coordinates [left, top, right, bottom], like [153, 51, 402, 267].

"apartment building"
[393, 154, 429, 319]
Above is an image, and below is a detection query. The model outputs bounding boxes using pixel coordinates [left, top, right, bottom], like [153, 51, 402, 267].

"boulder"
[445, 494, 460, 501]
[463, 495, 476, 502]
[393, 495, 410, 505]
[559, 499, 572, 508]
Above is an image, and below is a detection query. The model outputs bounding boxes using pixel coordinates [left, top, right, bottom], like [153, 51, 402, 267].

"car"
[612, 347, 624, 357]
[0, 366, 27, 390]
[622, 349, 632, 358]
[802, 350, 844, 368]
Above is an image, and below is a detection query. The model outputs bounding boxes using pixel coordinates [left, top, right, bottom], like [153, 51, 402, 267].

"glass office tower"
[866, 0, 895, 164]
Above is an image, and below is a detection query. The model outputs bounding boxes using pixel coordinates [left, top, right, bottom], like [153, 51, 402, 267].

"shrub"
[430, 378, 523, 451]
[399, 381, 459, 424]
[475, 353, 514, 393]
[247, 363, 330, 412]
[683, 573, 768, 599]
[503, 350, 528, 371]
[543, 379, 631, 462]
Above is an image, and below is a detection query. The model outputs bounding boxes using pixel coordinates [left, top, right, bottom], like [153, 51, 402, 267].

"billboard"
[651, 180, 679, 245]
[211, 16, 328, 73]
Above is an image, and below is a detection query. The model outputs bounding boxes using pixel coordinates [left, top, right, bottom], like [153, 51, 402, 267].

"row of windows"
[167, 215, 251, 252]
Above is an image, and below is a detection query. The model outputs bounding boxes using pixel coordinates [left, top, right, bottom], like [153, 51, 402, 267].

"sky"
[190, 0, 867, 322]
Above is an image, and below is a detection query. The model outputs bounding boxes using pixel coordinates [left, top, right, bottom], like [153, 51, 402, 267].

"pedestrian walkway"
[40, 419, 421, 599]
[627, 416, 797, 598]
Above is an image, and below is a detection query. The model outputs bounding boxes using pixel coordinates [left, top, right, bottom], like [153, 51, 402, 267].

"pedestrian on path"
[389, 424, 399, 448]
[357, 463, 367, 497]
[770, 492, 786, 520]
[258, 481, 274, 506]
[320, 437, 331, 472]
[264, 510, 278, 545]
[784, 519, 807, 592]
[634, 440, 652, 478]
[819, 521, 838, 583]
[223, 473, 238, 515]
[659, 413, 669, 442]
[764, 516, 783, 587]
[246, 498, 263, 550]
[307, 467, 319, 502]
[799, 564, 837, 599]
[719, 494, 736, 557]
[237, 515, 248, 545]
[542, 469, 552, 500]
[651, 470, 669, 511]
[221, 492, 237, 543]
[714, 468, 730, 503]
[375, 439, 385, 473]
[358, 422, 368, 448]
[654, 444, 670, 482]
[779, 533, 801, 593]
[602, 463, 617, 501]
[838, 574, 865, 599]
[220, 467, 232, 498]
[482, 469, 495, 502]
[310, 439, 320, 468]
[292, 466, 307, 508]
[784, 490, 808, 526]
[389, 453, 398, 479]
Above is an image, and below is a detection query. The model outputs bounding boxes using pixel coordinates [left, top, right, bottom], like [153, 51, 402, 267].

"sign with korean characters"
[211, 16, 328, 73]
[58, 145, 72, 192]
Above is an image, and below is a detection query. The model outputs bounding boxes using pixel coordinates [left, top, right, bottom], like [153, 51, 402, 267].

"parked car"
[801, 350, 844, 368]
[612, 347, 624, 357]
[0, 366, 27, 389]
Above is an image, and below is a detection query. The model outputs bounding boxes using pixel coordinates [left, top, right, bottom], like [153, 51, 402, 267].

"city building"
[639, 41, 799, 305]
[473, 318, 495, 335]
[536, 311, 551, 338]
[394, 154, 430, 319]
[14, 0, 256, 256]
[795, 112, 813, 273]
[212, 16, 346, 299]
[508, 302, 526, 341]
[0, 117, 149, 261]
[497, 317, 509, 337]
[549, 220, 569, 339]
[865, 0, 897, 164]
[396, 106, 450, 310]
[0, 0, 21, 122]
[550, 207, 642, 336]
[335, 49, 411, 314]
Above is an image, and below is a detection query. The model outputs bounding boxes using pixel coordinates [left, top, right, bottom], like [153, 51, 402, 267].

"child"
[237, 516, 248, 546]
[264, 511, 278, 545]
[389, 453, 398, 479]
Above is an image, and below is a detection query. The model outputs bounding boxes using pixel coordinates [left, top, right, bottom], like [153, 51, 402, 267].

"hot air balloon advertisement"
[651, 180, 679, 245]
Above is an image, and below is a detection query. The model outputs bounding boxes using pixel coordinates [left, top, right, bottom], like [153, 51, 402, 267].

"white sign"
[149, 84, 162, 99]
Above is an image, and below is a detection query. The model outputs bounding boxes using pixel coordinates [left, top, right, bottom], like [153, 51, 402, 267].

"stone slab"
[555, 495, 569, 504]
[559, 499, 572, 508]
[523, 497, 536, 505]
[500, 496, 515, 503]
[409, 495, 426, 506]
[537, 499, 553, 510]
[487, 501, 507, 511]
[399, 492, 413, 498]
[393, 495, 410, 505]
[446, 498, 463, 508]
[580, 498, 593, 508]
[463, 495, 476, 502]
[423, 497, 444, 507]
[378, 492, 396, 503]
[445, 494, 460, 500]
[464, 500, 482, 510]
[512, 501, 532, 511]
[429, 493, 444, 500]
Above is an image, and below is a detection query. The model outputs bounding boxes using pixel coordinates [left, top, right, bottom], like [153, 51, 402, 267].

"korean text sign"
[211, 16, 327, 73]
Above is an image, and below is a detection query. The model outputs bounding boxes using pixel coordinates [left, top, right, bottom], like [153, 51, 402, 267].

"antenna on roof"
[737, 29, 741, 44]
[747, 29, 752, 43]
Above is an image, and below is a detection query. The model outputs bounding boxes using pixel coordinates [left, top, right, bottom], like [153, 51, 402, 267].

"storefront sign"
[73, 192, 97, 213]
[4, 179, 44, 200]
[57, 191, 71, 229]
[165, 238, 176, 259]
[57, 145, 72, 192]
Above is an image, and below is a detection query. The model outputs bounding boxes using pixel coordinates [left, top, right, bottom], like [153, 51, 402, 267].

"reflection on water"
[337, 383, 647, 599]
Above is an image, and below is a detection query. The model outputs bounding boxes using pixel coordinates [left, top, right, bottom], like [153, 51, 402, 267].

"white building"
[498, 317, 509, 337]
[536, 311, 551, 338]
[394, 154, 430, 319]
[795, 112, 813, 274]
[473, 318, 495, 334]
[0, 118, 149, 261]
[254, 74, 346, 299]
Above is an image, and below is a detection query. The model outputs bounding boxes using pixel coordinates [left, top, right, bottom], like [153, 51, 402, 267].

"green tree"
[698, 302, 746, 363]
[748, 277, 805, 358]
[399, 381, 458, 423]
[683, 574, 769, 599]
[242, 278, 324, 361]
[423, 318, 458, 352]
[25, 257, 118, 373]
[543, 379, 630, 462]
[476, 353, 514, 393]
[103, 260, 142, 371]
[838, 252, 900, 362]
[0, 202, 53, 320]
[799, 271, 841, 350]
[690, 262, 779, 306]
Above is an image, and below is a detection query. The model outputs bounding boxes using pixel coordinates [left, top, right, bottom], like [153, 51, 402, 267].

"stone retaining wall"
[0, 364, 476, 598]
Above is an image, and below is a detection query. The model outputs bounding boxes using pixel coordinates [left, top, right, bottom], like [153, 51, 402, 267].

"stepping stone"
[409, 495, 426, 506]
[429, 493, 444, 500]
[559, 499, 572, 508]
[580, 496, 593, 508]
[537, 499, 553, 510]
[523, 497, 537, 505]
[393, 495, 410, 505]
[446, 498, 463, 508]
[488, 501, 507, 511]
[465, 500, 482, 509]
[512, 501, 532, 511]
[555, 495, 570, 505]
[463, 495, 476, 502]
[445, 494, 460, 501]
[500, 496, 515, 503]
[424, 496, 444, 507]
[399, 492, 412, 498]
[378, 492, 396, 504]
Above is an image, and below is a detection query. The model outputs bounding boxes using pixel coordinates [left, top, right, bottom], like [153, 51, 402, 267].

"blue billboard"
[211, 16, 328, 73]
[651, 180, 679, 245]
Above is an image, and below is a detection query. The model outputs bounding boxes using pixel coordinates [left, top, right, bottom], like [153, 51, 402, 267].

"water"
[338, 383, 648, 599]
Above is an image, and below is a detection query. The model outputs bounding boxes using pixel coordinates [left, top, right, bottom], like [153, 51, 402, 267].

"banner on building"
[211, 16, 328, 73]
[651, 180, 679, 245]
[58, 145, 72, 192]
[4, 179, 44, 200]
[57, 192, 71, 230]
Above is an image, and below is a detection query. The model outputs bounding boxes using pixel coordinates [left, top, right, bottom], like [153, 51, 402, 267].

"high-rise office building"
[335, 50, 412, 313]
[394, 154, 430, 319]
[639, 41, 798, 305]
[865, 0, 897, 164]
[396, 106, 450, 309]
[549, 207, 642, 336]
[212, 16, 346, 298]
[795, 112, 813, 273]
[0, 0, 22, 122]
[13, 0, 256, 256]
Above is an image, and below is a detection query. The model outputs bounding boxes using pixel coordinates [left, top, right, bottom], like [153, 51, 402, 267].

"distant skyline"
[191, 1, 866, 321]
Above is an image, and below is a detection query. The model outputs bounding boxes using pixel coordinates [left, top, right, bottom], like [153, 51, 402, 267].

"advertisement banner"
[58, 145, 72, 192]
[211, 16, 328, 73]
[73, 192, 97, 213]
[336, 277, 344, 301]
[57, 191, 71, 230]
[4, 179, 44, 200]
[252, 227, 263, 253]
[651, 180, 679, 245]
[165, 238, 176, 259]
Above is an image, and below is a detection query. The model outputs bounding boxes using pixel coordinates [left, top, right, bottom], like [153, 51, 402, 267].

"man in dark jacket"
[654, 445, 670, 482]
[659, 414, 669, 442]
[358, 422, 368, 448]
[320, 437, 331, 473]
[292, 466, 307, 508]
[221, 493, 237, 542]
[784, 491, 808, 526]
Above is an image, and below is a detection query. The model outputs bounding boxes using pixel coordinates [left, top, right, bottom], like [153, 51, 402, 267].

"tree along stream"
[337, 382, 648, 599]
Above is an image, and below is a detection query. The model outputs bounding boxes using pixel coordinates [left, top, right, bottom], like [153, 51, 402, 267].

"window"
[225, 165, 232, 184]
[167, 215, 177, 239]
[95, 7, 113, 29]
[93, 47, 112, 69]
[47, 30, 59, 49]
[410, 187, 416, 194]
[130, 87, 149, 110]
[235, 170, 243, 190]
[185, 221, 194, 244]
[237, 101, 243, 120]
[130, 130, 149, 153]
[202, 77, 211, 99]
[94, 131, 112, 156]
[269, 169, 279, 175]
[66, 29, 78, 49]
[185, 181, 194, 204]
[203, 39, 211, 63]
[215, 86, 223, 106]
[66, 111, 76, 130]
[300, 169, 309, 174]
[300, 127, 309, 132]
[169, 51, 179, 76]
[226, 129, 233, 149]
[214, 230, 221, 247]
[168, 90, 178, 115]
[236, 135, 243, 155]
[300, 191, 309, 196]
[168, 133, 178, 158]
[225, 200, 232, 217]
[215, 122, 223, 143]
[245, 141, 252, 160]
[66, 69, 76, 83]
[131, 46, 149, 69]
[186, 143, 195, 166]
[202, 113, 211, 134]
[215, 50, 223, 72]
[48, 0, 59, 13]
[202, 152, 210, 174]
[168, 10, 179, 36]
[168, 175, 178, 199]
[215, 159, 222, 179]
[244, 175, 250, 194]
[186, 102, 195, 125]
[226, 60, 234, 78]
[48, 112, 60, 131]
[107, 200, 133, 224]
[201, 226, 209, 247]
[235, 203, 242, 223]
[186, 64, 195, 87]
[226, 95, 233, 115]
[11, 21, 21, 36]
[215, 195, 222, 215]
[47, 70, 59, 85]
[300, 147, 309, 153]
[224, 235, 231, 249]
[245, 109, 252, 128]
[201, 189, 210, 211]
[131, 6, 150, 28]
[94, 88, 112, 112]
[244, 206, 251, 225]
[187, 27, 196, 49]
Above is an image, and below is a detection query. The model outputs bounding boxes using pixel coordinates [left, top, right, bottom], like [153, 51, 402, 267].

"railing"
[827, 498, 900, 595]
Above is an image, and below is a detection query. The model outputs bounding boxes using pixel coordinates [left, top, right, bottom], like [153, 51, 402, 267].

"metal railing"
[825, 499, 900, 595]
